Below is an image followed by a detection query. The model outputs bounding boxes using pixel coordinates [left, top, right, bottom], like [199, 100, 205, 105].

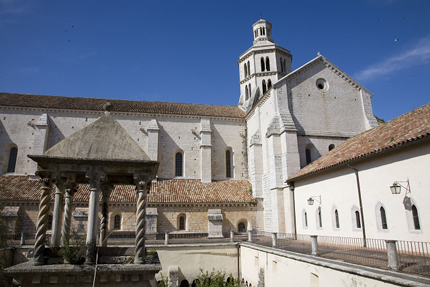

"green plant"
[158, 273, 168, 287]
[59, 229, 86, 264]
[195, 269, 241, 287]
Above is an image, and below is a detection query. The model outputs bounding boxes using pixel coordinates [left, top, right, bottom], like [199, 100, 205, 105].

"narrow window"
[380, 206, 388, 229]
[247, 61, 250, 76]
[262, 80, 267, 94]
[244, 63, 247, 77]
[7, 147, 18, 173]
[355, 210, 361, 228]
[266, 57, 270, 71]
[305, 149, 312, 165]
[280, 58, 285, 73]
[260, 57, 265, 72]
[114, 215, 121, 230]
[304, 212, 308, 227]
[318, 208, 322, 228]
[47, 214, 53, 230]
[329, 144, 335, 151]
[248, 84, 251, 95]
[335, 210, 340, 228]
[267, 79, 272, 89]
[226, 150, 232, 178]
[262, 27, 266, 35]
[238, 222, 246, 233]
[175, 152, 183, 177]
[245, 86, 249, 100]
[179, 215, 186, 230]
[412, 205, 420, 230]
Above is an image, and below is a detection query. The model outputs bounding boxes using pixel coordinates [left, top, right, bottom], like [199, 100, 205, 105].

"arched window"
[178, 214, 186, 230]
[260, 57, 265, 72]
[175, 152, 183, 177]
[114, 214, 121, 230]
[318, 207, 322, 228]
[180, 280, 190, 287]
[412, 205, 420, 230]
[266, 57, 270, 71]
[247, 61, 250, 76]
[267, 79, 272, 89]
[7, 147, 18, 173]
[244, 63, 247, 78]
[329, 144, 335, 151]
[226, 149, 232, 178]
[355, 210, 361, 228]
[305, 149, 312, 165]
[248, 84, 251, 95]
[304, 212, 308, 227]
[47, 214, 53, 230]
[262, 80, 267, 94]
[380, 206, 388, 229]
[334, 210, 340, 228]
[280, 58, 285, 73]
[238, 222, 246, 233]
[245, 86, 249, 100]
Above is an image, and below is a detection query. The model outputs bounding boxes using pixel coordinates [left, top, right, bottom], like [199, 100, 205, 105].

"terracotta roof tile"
[0, 93, 245, 118]
[0, 176, 253, 204]
[288, 102, 430, 182]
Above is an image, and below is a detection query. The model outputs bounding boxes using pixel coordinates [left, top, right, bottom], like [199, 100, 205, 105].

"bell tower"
[238, 19, 292, 112]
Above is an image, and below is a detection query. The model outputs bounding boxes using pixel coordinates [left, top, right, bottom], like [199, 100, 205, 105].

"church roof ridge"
[0, 92, 245, 118]
[287, 102, 430, 183]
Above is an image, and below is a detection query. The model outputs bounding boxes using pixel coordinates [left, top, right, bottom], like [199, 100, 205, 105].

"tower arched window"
[305, 149, 312, 165]
[244, 63, 247, 78]
[7, 147, 18, 173]
[178, 214, 186, 230]
[262, 80, 267, 94]
[247, 61, 250, 76]
[245, 86, 249, 100]
[355, 211, 361, 228]
[334, 209, 340, 228]
[266, 57, 270, 71]
[175, 152, 183, 177]
[260, 57, 265, 72]
[226, 149, 232, 178]
[114, 214, 121, 230]
[380, 206, 388, 229]
[267, 79, 272, 89]
[248, 84, 251, 96]
[412, 205, 420, 230]
[280, 58, 285, 73]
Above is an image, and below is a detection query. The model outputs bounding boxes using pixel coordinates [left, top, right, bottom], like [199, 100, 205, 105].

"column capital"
[85, 170, 106, 190]
[36, 171, 53, 186]
[134, 173, 152, 191]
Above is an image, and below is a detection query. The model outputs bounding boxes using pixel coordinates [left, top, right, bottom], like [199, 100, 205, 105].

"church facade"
[0, 19, 378, 239]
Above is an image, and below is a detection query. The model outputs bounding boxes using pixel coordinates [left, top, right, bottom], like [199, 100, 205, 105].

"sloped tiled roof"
[0, 93, 245, 118]
[288, 102, 430, 182]
[0, 176, 253, 204]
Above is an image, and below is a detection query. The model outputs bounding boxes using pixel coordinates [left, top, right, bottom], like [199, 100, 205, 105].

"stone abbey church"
[0, 18, 378, 240]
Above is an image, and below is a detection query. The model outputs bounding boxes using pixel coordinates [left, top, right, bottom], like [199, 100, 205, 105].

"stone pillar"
[61, 181, 76, 247]
[33, 172, 52, 266]
[164, 233, 169, 245]
[272, 233, 277, 247]
[200, 117, 212, 183]
[168, 265, 179, 287]
[248, 230, 252, 242]
[147, 119, 160, 161]
[85, 170, 105, 265]
[230, 231, 234, 242]
[386, 240, 399, 271]
[51, 178, 66, 247]
[99, 182, 114, 247]
[134, 173, 151, 264]
[311, 235, 319, 256]
[30, 114, 50, 172]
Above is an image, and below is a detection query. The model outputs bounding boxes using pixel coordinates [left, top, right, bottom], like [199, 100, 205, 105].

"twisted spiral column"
[61, 184, 76, 247]
[99, 183, 113, 247]
[33, 176, 52, 266]
[134, 173, 151, 264]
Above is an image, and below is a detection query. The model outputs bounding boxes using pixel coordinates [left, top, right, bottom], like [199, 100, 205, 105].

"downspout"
[349, 165, 367, 247]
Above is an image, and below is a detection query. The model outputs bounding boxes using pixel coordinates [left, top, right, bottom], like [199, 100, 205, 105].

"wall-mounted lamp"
[390, 179, 411, 195]
[307, 196, 321, 206]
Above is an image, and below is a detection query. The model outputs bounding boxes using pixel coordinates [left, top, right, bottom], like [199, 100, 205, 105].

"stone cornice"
[238, 46, 291, 64]
[239, 72, 285, 85]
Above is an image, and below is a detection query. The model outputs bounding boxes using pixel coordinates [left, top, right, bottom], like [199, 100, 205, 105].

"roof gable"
[287, 102, 430, 182]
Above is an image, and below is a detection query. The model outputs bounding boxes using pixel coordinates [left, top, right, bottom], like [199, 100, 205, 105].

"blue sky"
[0, 0, 429, 121]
